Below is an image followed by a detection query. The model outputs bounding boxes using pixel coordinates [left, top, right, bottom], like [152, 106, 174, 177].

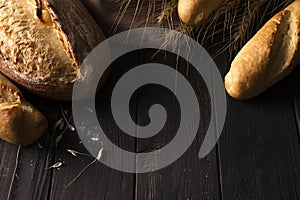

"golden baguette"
[178, 0, 224, 26]
[225, 0, 300, 100]
[0, 73, 48, 145]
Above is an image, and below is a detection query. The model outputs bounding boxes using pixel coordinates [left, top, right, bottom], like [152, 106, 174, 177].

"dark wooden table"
[1, 29, 300, 200]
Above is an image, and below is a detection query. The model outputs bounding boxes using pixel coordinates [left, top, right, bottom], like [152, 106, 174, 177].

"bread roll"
[225, 0, 300, 100]
[0, 73, 48, 145]
[0, 0, 105, 101]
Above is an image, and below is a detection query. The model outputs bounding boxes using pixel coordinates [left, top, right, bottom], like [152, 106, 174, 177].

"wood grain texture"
[48, 51, 139, 200]
[219, 55, 300, 200]
[134, 49, 221, 200]
[0, 94, 60, 200]
[0, 142, 20, 199]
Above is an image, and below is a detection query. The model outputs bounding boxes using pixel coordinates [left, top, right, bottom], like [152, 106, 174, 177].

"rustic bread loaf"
[0, 0, 105, 101]
[225, 0, 300, 100]
[0, 73, 48, 145]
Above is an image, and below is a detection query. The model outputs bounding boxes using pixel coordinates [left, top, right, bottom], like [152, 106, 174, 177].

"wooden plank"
[49, 51, 138, 200]
[291, 67, 300, 134]
[0, 94, 60, 200]
[135, 49, 221, 200]
[0, 142, 20, 199]
[219, 56, 300, 199]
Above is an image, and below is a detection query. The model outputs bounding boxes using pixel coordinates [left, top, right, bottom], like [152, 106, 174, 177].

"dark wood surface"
[1, 45, 300, 200]
[1, 18, 300, 200]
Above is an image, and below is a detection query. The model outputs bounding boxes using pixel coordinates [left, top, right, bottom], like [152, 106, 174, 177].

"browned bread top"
[225, 0, 300, 100]
[0, 0, 105, 100]
[178, 0, 224, 26]
[0, 73, 48, 145]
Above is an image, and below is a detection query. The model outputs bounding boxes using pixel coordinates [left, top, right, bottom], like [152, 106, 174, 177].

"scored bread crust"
[0, 0, 105, 101]
[225, 0, 300, 100]
[0, 73, 48, 145]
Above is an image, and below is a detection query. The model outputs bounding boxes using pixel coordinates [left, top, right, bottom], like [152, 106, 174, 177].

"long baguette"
[225, 0, 300, 100]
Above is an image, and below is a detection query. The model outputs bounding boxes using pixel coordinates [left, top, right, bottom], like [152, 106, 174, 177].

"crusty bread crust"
[178, 0, 224, 26]
[225, 0, 300, 100]
[0, 0, 105, 101]
[0, 73, 48, 145]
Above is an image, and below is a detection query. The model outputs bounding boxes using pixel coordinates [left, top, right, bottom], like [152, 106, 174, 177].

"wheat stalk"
[108, 0, 293, 57]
